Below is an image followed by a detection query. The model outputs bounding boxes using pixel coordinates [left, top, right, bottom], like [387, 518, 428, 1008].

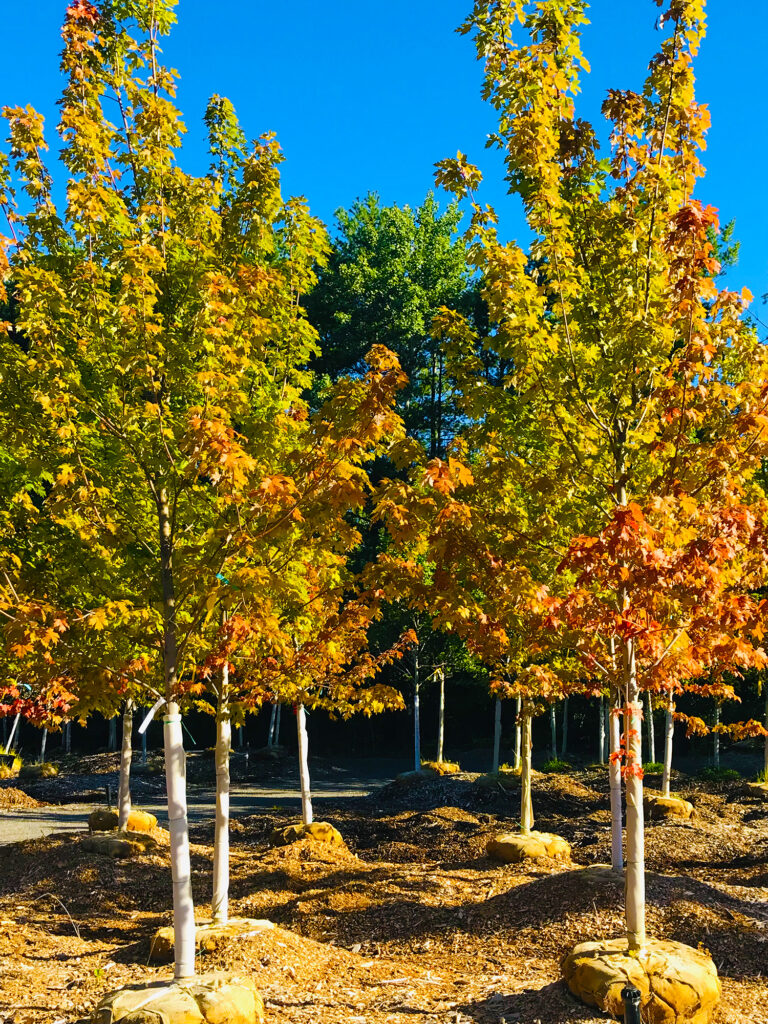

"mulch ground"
[0, 767, 767, 1023]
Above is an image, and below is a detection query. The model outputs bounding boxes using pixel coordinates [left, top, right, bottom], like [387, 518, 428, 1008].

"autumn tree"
[0, 0, 338, 983]
[0, 464, 148, 796]
[179, 348, 411, 927]
[418, 0, 768, 999]
[374, 457, 589, 838]
[232, 588, 409, 818]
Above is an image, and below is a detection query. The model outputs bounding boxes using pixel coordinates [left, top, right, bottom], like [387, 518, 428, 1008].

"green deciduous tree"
[306, 192, 476, 457]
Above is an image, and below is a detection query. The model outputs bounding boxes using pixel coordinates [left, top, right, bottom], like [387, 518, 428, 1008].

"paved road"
[1, 802, 99, 845]
[0, 760, 398, 845]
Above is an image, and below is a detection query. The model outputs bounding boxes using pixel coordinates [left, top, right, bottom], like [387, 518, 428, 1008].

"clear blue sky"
[2, 1, 766, 316]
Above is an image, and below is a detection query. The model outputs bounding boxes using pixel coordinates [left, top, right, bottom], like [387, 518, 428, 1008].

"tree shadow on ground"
[228, 855, 768, 986]
[648, 872, 768, 978]
[0, 830, 214, 949]
[458, 980, 604, 1024]
[229, 860, 402, 901]
[230, 864, 625, 947]
[647, 871, 768, 920]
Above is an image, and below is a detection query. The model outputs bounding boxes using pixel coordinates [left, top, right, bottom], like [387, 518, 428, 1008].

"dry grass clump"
[0, 755, 22, 779]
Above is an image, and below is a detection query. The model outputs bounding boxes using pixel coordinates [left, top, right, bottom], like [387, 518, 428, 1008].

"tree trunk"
[764, 687, 768, 777]
[520, 703, 534, 835]
[64, 721, 71, 755]
[560, 697, 569, 758]
[117, 700, 134, 829]
[7, 712, 20, 752]
[212, 663, 231, 925]
[39, 727, 47, 764]
[413, 653, 421, 772]
[662, 695, 674, 799]
[549, 704, 557, 759]
[492, 697, 502, 773]
[436, 670, 445, 762]
[514, 697, 522, 770]
[267, 703, 277, 747]
[646, 691, 656, 764]
[598, 696, 606, 763]
[274, 703, 282, 746]
[713, 703, 720, 768]
[609, 686, 623, 872]
[623, 638, 646, 951]
[159, 487, 195, 981]
[141, 724, 147, 765]
[237, 725, 244, 749]
[296, 704, 313, 825]
[108, 716, 117, 752]
[429, 350, 438, 458]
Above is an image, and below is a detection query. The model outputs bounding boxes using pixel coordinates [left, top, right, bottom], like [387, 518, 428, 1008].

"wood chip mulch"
[0, 769, 767, 1023]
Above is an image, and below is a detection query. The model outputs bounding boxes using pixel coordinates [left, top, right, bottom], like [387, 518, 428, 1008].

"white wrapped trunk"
[492, 697, 502, 773]
[212, 665, 231, 925]
[297, 704, 313, 825]
[436, 670, 445, 762]
[645, 691, 656, 763]
[413, 655, 421, 772]
[623, 639, 646, 951]
[267, 703, 277, 747]
[520, 704, 533, 835]
[117, 700, 134, 829]
[7, 712, 20, 752]
[662, 695, 674, 798]
[164, 702, 195, 979]
[549, 704, 557, 759]
[158, 487, 195, 980]
[609, 687, 623, 872]
[514, 696, 522, 770]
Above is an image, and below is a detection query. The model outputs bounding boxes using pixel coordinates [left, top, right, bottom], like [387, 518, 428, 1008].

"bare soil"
[0, 767, 766, 1023]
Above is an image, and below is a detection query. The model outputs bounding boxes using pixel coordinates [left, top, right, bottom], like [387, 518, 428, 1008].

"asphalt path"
[0, 758, 401, 845]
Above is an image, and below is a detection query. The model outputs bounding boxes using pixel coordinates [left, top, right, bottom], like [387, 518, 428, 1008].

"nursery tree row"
[1, 0, 767, 1009]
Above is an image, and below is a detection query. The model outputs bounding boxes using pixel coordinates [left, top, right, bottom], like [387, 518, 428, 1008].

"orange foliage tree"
[407, 0, 768, 956]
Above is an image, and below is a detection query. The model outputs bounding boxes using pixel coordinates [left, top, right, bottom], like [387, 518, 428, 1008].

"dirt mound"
[0, 787, 46, 809]
[372, 772, 515, 815]
[371, 770, 605, 821]
[68, 751, 122, 774]
[544, 774, 601, 801]
[259, 836, 359, 867]
[0, 826, 195, 927]
[424, 806, 481, 824]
